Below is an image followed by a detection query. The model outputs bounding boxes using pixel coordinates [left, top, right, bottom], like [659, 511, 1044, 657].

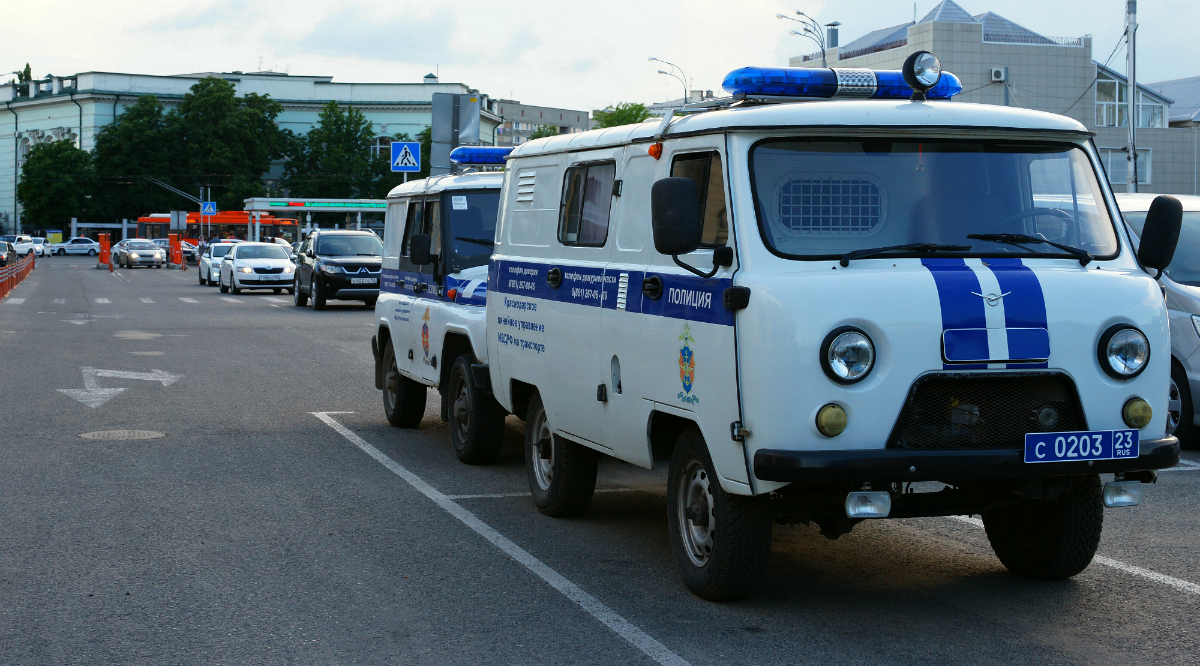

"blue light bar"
[449, 146, 513, 165]
[721, 67, 963, 100]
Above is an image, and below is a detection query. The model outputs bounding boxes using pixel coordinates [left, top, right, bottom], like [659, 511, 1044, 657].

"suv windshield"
[237, 245, 288, 260]
[1125, 210, 1200, 286]
[445, 190, 500, 272]
[210, 245, 233, 258]
[0, 236, 13, 243]
[316, 235, 382, 257]
[750, 139, 1119, 260]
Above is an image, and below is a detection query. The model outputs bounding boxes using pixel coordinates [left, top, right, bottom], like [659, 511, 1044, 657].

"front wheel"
[311, 277, 326, 310]
[199, 269, 207, 285]
[525, 393, 597, 517]
[448, 356, 504, 465]
[667, 428, 772, 601]
[230, 275, 241, 294]
[982, 474, 1103, 579]
[219, 273, 229, 293]
[382, 342, 427, 427]
[293, 278, 307, 306]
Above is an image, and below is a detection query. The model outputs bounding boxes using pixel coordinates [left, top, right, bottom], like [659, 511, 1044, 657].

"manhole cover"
[80, 430, 165, 441]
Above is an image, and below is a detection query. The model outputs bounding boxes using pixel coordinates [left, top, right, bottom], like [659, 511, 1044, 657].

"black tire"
[447, 356, 505, 465]
[982, 474, 1103, 580]
[273, 288, 282, 294]
[365, 298, 377, 308]
[199, 269, 207, 285]
[667, 428, 772, 601]
[311, 276, 326, 310]
[219, 273, 229, 293]
[1169, 362, 1196, 450]
[230, 274, 242, 294]
[525, 393, 598, 517]
[382, 342, 427, 428]
[293, 278, 307, 306]
[87, 249, 97, 256]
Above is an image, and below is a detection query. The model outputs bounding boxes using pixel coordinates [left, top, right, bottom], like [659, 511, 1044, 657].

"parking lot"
[1, 259, 1198, 665]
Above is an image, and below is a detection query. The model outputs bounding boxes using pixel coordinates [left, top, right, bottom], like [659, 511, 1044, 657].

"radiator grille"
[888, 373, 1086, 450]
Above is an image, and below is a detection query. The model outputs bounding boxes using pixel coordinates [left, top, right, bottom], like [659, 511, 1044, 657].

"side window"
[670, 152, 729, 246]
[425, 198, 442, 254]
[384, 201, 406, 259]
[401, 201, 424, 256]
[558, 161, 615, 247]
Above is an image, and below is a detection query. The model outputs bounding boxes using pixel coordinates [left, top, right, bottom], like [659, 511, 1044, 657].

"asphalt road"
[1, 259, 1198, 665]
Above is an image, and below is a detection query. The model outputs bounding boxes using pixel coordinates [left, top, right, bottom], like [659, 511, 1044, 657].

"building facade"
[491, 99, 590, 146]
[0, 70, 502, 233]
[789, 0, 1196, 195]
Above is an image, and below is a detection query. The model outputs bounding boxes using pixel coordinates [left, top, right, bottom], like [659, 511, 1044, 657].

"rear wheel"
[1169, 363, 1196, 450]
[667, 428, 772, 601]
[293, 278, 307, 306]
[982, 474, 1103, 580]
[447, 356, 504, 465]
[525, 393, 597, 517]
[382, 342, 426, 427]
[87, 249, 96, 256]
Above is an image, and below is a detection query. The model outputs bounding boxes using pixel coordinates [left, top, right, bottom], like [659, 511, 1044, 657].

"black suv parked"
[293, 230, 383, 310]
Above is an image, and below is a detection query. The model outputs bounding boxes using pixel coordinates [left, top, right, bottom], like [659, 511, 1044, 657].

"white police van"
[477, 52, 1184, 601]
[371, 147, 510, 463]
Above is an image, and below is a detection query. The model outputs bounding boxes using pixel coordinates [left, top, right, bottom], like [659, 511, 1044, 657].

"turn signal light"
[648, 142, 663, 160]
[816, 403, 847, 437]
[447, 288, 458, 301]
[1122, 397, 1152, 429]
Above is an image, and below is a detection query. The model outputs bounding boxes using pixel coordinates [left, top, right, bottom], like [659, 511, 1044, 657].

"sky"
[2, 0, 1197, 112]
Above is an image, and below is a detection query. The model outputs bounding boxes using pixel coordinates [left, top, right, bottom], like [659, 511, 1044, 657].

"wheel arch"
[649, 410, 698, 463]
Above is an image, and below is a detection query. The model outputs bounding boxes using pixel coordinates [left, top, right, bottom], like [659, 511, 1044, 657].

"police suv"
[377, 53, 1185, 601]
[372, 149, 508, 463]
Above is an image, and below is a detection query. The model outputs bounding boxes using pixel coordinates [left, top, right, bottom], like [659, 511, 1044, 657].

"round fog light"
[1123, 397, 1152, 429]
[816, 403, 848, 437]
[1037, 405, 1060, 430]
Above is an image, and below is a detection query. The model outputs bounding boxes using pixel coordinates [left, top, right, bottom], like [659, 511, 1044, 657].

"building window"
[1099, 147, 1151, 185]
[371, 136, 392, 158]
[1096, 71, 1165, 128]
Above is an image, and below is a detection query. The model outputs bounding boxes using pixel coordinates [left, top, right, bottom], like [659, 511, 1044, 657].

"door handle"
[641, 275, 663, 300]
[547, 267, 562, 288]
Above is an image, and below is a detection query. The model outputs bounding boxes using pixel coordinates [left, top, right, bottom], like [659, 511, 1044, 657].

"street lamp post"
[777, 11, 830, 67]
[648, 57, 689, 104]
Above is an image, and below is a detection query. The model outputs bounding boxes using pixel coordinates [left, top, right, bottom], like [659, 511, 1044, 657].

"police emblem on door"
[678, 323, 698, 405]
[421, 307, 431, 357]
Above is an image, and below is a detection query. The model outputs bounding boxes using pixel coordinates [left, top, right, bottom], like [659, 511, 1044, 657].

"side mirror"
[1138, 195, 1183, 275]
[651, 177, 703, 256]
[409, 233, 436, 266]
[289, 253, 298, 261]
[305, 249, 315, 258]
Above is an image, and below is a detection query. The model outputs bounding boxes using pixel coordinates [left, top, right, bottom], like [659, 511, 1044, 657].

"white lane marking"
[179, 297, 199, 304]
[946, 515, 1200, 596]
[312, 412, 690, 666]
[3, 298, 25, 305]
[140, 297, 154, 304]
[446, 488, 636, 500]
[53, 298, 65, 305]
[220, 297, 240, 304]
[94, 298, 110, 304]
[264, 297, 287, 303]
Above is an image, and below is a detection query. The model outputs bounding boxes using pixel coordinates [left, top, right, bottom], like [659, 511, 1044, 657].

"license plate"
[259, 274, 278, 281]
[351, 277, 376, 284]
[1024, 429, 1139, 463]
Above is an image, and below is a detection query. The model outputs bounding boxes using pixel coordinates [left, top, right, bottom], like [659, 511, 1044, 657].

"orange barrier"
[0, 253, 36, 301]
[98, 233, 112, 272]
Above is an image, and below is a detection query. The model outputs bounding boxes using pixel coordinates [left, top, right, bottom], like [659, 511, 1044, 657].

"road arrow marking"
[57, 366, 183, 408]
[61, 320, 89, 325]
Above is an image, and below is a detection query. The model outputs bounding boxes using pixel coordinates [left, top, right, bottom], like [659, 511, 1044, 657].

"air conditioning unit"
[991, 68, 1007, 82]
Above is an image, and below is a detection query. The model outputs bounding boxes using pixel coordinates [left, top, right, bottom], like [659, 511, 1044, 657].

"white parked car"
[49, 236, 100, 256]
[218, 242, 295, 294]
[198, 241, 238, 286]
[0, 235, 33, 256]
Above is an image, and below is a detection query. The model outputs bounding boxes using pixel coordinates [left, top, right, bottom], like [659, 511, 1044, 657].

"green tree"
[92, 95, 189, 220]
[283, 101, 379, 199]
[16, 141, 95, 231]
[529, 124, 559, 140]
[8, 63, 32, 86]
[168, 77, 285, 210]
[593, 102, 652, 128]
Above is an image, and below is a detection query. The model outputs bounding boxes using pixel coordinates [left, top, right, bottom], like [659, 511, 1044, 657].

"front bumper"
[235, 273, 292, 288]
[127, 256, 163, 266]
[753, 436, 1180, 484]
[319, 273, 379, 298]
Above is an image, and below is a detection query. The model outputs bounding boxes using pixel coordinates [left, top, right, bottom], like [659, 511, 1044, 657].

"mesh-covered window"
[779, 178, 882, 234]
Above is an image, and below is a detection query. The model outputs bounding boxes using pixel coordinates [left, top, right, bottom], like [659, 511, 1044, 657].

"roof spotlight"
[902, 51, 943, 101]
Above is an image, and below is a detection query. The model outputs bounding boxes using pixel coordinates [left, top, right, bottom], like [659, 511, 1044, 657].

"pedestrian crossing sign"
[390, 141, 421, 173]
[201, 201, 217, 215]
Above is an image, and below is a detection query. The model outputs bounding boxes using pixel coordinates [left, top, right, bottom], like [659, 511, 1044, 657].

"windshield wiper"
[455, 237, 495, 249]
[354, 253, 380, 256]
[966, 233, 1092, 265]
[839, 243, 971, 267]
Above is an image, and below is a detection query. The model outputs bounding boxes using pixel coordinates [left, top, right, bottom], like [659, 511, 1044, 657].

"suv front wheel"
[382, 342, 426, 427]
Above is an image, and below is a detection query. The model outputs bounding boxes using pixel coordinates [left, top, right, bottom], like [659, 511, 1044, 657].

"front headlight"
[321, 264, 344, 274]
[1097, 325, 1150, 379]
[822, 327, 875, 384]
[239, 266, 253, 274]
[283, 265, 294, 273]
[129, 253, 139, 259]
[1192, 315, 1200, 341]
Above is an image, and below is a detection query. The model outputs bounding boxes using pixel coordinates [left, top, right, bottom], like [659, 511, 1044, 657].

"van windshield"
[445, 190, 500, 273]
[750, 139, 1119, 261]
[1126, 211, 1200, 286]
